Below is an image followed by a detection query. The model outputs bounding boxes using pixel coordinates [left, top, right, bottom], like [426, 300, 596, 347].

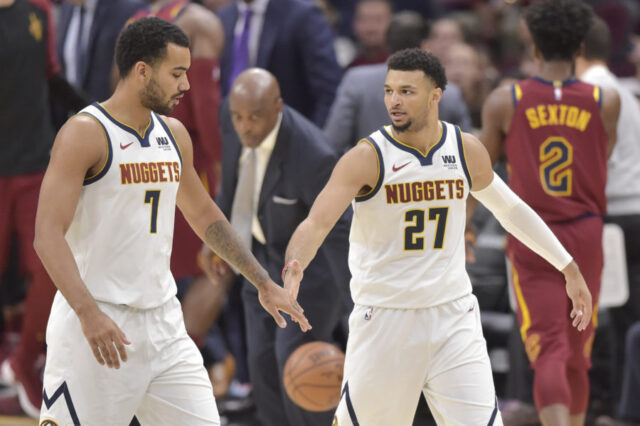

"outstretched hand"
[562, 261, 593, 331]
[258, 279, 311, 332]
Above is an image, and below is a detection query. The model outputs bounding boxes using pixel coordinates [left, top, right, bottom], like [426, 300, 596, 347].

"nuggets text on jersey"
[385, 179, 465, 204]
[120, 161, 181, 185]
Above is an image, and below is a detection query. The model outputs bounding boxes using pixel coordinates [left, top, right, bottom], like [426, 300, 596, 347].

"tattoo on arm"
[204, 220, 269, 289]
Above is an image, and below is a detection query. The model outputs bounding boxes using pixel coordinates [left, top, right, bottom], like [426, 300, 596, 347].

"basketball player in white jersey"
[282, 48, 593, 425]
[33, 17, 309, 425]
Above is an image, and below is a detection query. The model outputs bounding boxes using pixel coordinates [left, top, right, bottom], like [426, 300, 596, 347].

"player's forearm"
[204, 219, 270, 289]
[472, 173, 572, 270]
[285, 218, 328, 271]
[33, 230, 100, 319]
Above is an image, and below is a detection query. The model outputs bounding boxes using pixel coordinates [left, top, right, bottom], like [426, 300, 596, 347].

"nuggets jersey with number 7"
[505, 78, 608, 223]
[349, 121, 472, 308]
[64, 103, 182, 309]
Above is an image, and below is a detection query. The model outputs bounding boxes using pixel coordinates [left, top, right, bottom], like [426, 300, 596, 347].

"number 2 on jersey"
[404, 207, 449, 250]
[144, 190, 161, 233]
[539, 137, 573, 196]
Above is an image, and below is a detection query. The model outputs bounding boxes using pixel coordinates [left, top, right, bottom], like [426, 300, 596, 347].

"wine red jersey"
[504, 77, 608, 223]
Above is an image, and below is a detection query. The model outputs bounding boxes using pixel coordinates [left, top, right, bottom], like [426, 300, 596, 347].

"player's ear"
[133, 61, 151, 82]
[432, 87, 443, 104]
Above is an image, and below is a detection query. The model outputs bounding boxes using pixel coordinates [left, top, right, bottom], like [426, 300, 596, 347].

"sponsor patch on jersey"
[364, 306, 374, 321]
[156, 136, 172, 151]
[40, 420, 59, 426]
[441, 155, 458, 170]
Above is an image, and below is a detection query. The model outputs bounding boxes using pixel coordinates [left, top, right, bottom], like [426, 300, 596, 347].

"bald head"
[229, 68, 283, 148]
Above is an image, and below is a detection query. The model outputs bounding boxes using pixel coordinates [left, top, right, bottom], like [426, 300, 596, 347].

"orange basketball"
[283, 341, 345, 412]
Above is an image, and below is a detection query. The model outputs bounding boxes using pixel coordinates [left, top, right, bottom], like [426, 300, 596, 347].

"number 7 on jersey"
[144, 190, 161, 234]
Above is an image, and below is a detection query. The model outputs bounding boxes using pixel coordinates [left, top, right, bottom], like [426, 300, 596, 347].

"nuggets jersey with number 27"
[349, 121, 472, 308]
[505, 78, 608, 223]
[65, 103, 182, 309]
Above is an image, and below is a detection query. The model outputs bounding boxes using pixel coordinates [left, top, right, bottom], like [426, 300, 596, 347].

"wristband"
[282, 261, 295, 281]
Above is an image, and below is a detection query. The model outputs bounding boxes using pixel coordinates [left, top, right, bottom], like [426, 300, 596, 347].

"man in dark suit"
[56, 0, 146, 103]
[205, 68, 351, 426]
[216, 0, 342, 127]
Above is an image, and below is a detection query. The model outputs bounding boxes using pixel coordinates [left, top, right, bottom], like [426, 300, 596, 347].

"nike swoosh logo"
[120, 142, 134, 150]
[392, 161, 411, 172]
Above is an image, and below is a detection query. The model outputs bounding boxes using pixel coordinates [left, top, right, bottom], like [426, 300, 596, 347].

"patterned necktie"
[228, 7, 253, 90]
[230, 149, 257, 251]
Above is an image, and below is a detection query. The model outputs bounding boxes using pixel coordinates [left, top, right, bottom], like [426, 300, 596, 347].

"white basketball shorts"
[334, 293, 503, 426]
[40, 292, 220, 426]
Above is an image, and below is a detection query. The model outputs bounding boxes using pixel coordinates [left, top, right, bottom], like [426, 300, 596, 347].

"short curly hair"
[524, 0, 593, 62]
[116, 17, 190, 77]
[387, 48, 447, 90]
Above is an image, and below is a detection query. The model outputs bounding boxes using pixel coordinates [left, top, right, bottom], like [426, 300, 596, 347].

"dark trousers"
[619, 322, 640, 421]
[242, 244, 344, 426]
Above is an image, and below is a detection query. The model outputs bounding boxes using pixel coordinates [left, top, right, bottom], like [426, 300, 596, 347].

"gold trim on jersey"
[77, 112, 111, 181]
[356, 138, 380, 199]
[158, 115, 183, 162]
[98, 102, 152, 139]
[593, 85, 601, 104]
[511, 262, 531, 342]
[514, 83, 522, 101]
[383, 122, 444, 157]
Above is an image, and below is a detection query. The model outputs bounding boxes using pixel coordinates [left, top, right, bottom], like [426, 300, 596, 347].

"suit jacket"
[323, 63, 472, 154]
[217, 0, 342, 127]
[56, 0, 146, 102]
[218, 102, 351, 296]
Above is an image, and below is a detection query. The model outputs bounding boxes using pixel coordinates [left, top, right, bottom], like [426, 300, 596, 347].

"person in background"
[347, 0, 392, 68]
[575, 16, 640, 424]
[56, 0, 146, 104]
[0, 0, 85, 417]
[207, 68, 351, 426]
[216, 0, 342, 127]
[481, 1, 620, 424]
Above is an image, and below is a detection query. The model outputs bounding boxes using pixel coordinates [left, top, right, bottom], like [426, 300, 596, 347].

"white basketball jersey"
[65, 103, 182, 309]
[349, 121, 473, 308]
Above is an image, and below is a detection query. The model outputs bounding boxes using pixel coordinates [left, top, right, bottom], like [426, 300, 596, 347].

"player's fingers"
[118, 328, 131, 345]
[114, 339, 128, 363]
[266, 305, 287, 328]
[107, 340, 121, 369]
[287, 305, 311, 332]
[90, 341, 105, 366]
[98, 342, 114, 368]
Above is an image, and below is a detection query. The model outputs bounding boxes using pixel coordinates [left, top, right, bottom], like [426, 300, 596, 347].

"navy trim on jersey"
[80, 112, 113, 186]
[380, 123, 447, 166]
[511, 84, 518, 106]
[454, 126, 472, 189]
[487, 396, 498, 425]
[597, 85, 603, 109]
[341, 382, 360, 425]
[92, 102, 155, 147]
[355, 136, 384, 202]
[43, 381, 80, 425]
[155, 113, 183, 166]
[532, 76, 579, 87]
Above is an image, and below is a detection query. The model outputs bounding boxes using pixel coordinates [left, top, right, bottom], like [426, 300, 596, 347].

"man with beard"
[34, 17, 309, 425]
[282, 48, 593, 425]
